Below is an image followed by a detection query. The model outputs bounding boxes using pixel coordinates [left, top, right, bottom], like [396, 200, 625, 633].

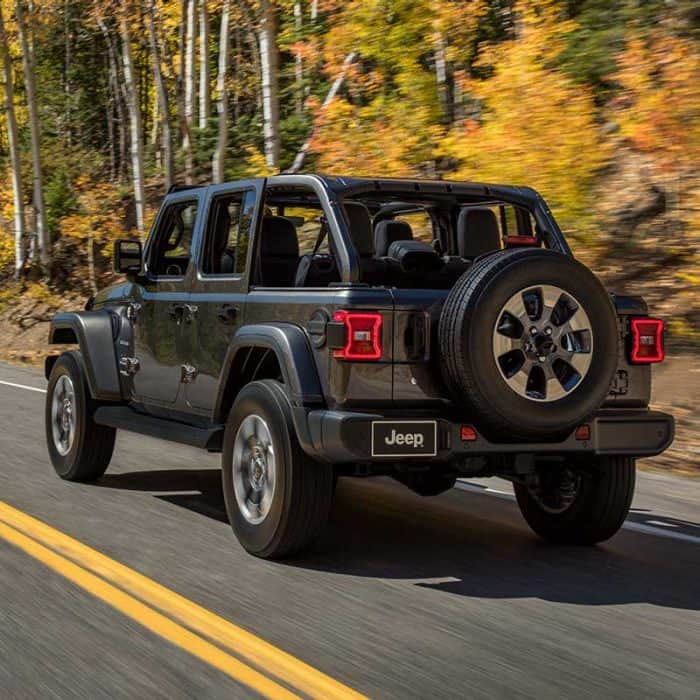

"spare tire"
[438, 248, 618, 440]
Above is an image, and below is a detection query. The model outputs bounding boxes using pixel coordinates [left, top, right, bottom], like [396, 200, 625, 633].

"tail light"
[629, 317, 664, 364]
[332, 311, 383, 360]
[504, 235, 538, 247]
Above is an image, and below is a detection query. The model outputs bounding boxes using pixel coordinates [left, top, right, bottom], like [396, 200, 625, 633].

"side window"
[396, 210, 434, 244]
[201, 190, 256, 275]
[501, 204, 535, 237]
[149, 200, 198, 277]
[283, 206, 328, 256]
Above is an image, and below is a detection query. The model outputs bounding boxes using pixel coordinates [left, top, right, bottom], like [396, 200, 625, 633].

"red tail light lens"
[629, 317, 664, 364]
[332, 311, 383, 360]
[504, 235, 538, 247]
[460, 425, 477, 441]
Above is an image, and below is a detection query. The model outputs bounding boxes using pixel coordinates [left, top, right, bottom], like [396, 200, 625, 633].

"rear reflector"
[460, 425, 477, 441]
[574, 424, 590, 441]
[629, 317, 664, 364]
[332, 311, 383, 360]
[505, 235, 538, 247]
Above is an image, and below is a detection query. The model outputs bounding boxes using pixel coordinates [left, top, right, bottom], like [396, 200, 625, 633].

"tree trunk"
[161, 1, 189, 176]
[433, 24, 452, 125]
[87, 233, 97, 295]
[293, 0, 303, 115]
[16, 0, 49, 274]
[119, 17, 146, 236]
[198, 0, 210, 130]
[146, 0, 175, 191]
[183, 0, 197, 182]
[0, 5, 26, 278]
[105, 61, 116, 182]
[212, 0, 230, 183]
[287, 51, 356, 173]
[258, 0, 280, 170]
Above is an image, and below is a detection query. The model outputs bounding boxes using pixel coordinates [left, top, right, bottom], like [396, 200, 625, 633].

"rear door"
[184, 179, 265, 414]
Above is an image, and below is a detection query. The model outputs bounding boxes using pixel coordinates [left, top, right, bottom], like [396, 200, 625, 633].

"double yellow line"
[0, 501, 366, 700]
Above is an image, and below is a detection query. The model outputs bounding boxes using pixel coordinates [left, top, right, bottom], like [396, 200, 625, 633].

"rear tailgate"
[389, 288, 450, 406]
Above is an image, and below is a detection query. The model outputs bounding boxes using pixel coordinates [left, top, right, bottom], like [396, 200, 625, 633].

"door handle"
[217, 304, 239, 324]
[167, 303, 185, 322]
[183, 303, 198, 323]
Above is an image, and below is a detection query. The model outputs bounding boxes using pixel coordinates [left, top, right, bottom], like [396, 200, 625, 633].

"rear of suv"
[45, 175, 674, 558]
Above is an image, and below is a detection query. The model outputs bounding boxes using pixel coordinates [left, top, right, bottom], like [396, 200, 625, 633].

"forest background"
[0, 0, 697, 469]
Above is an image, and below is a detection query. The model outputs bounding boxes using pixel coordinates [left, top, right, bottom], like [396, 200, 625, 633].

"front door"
[184, 180, 264, 414]
[132, 195, 202, 406]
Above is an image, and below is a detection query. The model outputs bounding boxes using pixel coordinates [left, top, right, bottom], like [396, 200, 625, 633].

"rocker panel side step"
[94, 406, 224, 452]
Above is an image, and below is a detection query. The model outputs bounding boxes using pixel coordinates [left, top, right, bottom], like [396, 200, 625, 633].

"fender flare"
[213, 323, 324, 424]
[48, 311, 122, 401]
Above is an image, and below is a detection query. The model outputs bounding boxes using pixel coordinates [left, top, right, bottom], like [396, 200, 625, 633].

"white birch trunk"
[16, 0, 49, 272]
[287, 51, 356, 173]
[198, 0, 210, 130]
[0, 6, 26, 277]
[146, 0, 175, 190]
[293, 0, 303, 115]
[258, 0, 279, 170]
[100, 21, 128, 182]
[211, 0, 230, 183]
[120, 18, 146, 236]
[183, 0, 197, 182]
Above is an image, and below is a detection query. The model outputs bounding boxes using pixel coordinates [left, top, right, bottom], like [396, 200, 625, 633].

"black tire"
[222, 380, 334, 559]
[514, 456, 635, 545]
[439, 248, 618, 440]
[45, 351, 116, 482]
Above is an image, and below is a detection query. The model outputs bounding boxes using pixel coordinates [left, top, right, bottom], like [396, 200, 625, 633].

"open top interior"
[247, 183, 544, 289]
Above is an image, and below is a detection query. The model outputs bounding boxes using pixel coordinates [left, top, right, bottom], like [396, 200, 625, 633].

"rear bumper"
[296, 408, 675, 464]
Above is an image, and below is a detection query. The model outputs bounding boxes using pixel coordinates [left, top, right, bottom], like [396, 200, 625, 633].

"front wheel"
[45, 351, 116, 482]
[222, 380, 334, 559]
[514, 456, 635, 545]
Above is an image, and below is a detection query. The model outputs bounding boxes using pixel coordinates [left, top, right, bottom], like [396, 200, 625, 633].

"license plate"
[371, 421, 437, 457]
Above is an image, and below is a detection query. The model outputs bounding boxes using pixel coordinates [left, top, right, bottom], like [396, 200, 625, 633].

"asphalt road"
[1, 362, 698, 699]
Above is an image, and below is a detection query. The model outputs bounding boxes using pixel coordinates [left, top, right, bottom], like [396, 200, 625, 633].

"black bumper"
[297, 408, 675, 464]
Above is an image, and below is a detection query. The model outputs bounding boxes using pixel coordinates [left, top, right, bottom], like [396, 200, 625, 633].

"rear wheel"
[222, 380, 334, 559]
[514, 456, 635, 545]
[45, 352, 116, 482]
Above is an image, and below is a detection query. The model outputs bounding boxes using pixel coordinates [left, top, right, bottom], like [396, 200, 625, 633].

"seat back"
[343, 201, 374, 258]
[258, 216, 299, 286]
[457, 208, 501, 259]
[374, 220, 413, 257]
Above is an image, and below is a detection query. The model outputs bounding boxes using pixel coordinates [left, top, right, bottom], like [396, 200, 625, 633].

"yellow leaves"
[242, 147, 278, 177]
[613, 32, 700, 174]
[441, 1, 606, 239]
[58, 177, 123, 243]
[310, 97, 429, 176]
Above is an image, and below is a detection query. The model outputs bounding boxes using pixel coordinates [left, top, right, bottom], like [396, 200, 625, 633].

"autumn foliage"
[0, 0, 696, 326]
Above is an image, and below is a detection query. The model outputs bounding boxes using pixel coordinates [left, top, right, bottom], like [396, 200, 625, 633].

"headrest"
[387, 239, 443, 273]
[343, 201, 374, 257]
[374, 220, 413, 257]
[457, 208, 501, 258]
[260, 216, 299, 257]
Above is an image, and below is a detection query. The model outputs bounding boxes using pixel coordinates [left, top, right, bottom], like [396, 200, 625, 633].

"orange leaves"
[613, 32, 700, 174]
[441, 1, 606, 238]
[310, 99, 421, 176]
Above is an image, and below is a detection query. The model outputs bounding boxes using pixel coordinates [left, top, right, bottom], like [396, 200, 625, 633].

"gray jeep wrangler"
[45, 175, 674, 558]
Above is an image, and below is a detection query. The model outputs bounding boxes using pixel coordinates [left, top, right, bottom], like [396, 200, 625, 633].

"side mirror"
[113, 239, 143, 276]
